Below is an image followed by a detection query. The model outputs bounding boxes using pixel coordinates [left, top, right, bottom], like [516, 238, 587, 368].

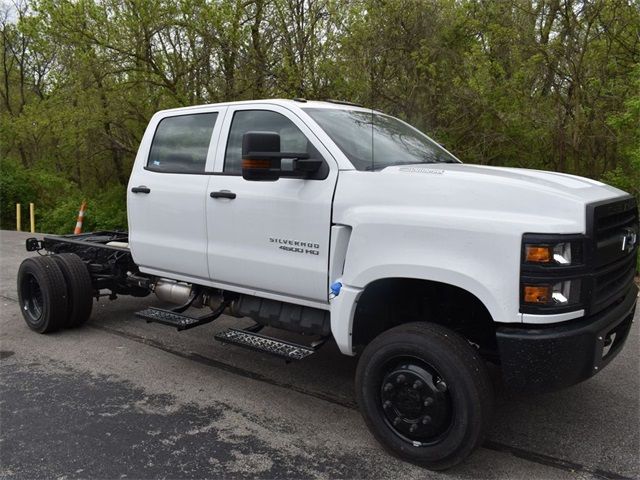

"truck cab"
[18, 99, 638, 470]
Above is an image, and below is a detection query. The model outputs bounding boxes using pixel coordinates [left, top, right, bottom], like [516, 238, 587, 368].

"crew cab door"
[128, 108, 225, 279]
[206, 104, 338, 303]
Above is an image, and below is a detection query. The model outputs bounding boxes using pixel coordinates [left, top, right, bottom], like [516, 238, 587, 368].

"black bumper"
[496, 284, 637, 393]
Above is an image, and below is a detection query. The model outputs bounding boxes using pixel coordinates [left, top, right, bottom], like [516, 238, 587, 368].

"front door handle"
[131, 186, 151, 194]
[210, 190, 236, 200]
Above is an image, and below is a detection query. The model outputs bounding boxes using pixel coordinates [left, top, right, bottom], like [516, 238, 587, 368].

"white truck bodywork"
[127, 99, 628, 356]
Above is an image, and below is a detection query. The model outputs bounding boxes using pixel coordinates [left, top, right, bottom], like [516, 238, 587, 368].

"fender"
[330, 263, 509, 356]
[329, 210, 530, 356]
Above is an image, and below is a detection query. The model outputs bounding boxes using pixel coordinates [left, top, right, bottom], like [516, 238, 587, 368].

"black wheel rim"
[21, 273, 44, 324]
[379, 356, 453, 446]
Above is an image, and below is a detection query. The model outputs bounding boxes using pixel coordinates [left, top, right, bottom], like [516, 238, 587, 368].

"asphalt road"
[0, 230, 638, 479]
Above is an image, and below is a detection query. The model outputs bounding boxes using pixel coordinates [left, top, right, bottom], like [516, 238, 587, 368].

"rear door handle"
[131, 186, 151, 194]
[210, 190, 236, 199]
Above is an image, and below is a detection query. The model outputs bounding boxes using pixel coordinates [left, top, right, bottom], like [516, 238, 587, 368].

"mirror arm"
[292, 158, 322, 172]
[244, 151, 310, 160]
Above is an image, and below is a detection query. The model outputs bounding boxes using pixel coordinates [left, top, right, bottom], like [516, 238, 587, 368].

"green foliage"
[602, 64, 640, 200]
[0, 159, 37, 229]
[0, 158, 126, 233]
[1, 0, 639, 233]
[83, 186, 128, 233]
[601, 167, 639, 199]
[39, 185, 128, 234]
[36, 195, 85, 234]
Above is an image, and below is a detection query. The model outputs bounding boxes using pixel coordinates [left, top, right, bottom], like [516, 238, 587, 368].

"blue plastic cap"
[330, 281, 343, 296]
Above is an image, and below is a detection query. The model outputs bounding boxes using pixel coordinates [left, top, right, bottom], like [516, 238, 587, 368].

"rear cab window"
[147, 113, 218, 174]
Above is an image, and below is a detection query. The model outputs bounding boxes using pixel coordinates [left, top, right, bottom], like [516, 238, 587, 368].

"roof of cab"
[155, 98, 375, 115]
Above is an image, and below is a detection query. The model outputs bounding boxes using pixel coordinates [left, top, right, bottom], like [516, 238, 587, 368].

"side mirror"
[241, 131, 322, 181]
[242, 131, 281, 181]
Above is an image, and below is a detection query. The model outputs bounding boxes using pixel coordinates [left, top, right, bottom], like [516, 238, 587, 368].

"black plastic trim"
[498, 283, 637, 393]
[210, 190, 236, 199]
[586, 195, 636, 236]
[143, 166, 212, 175]
[520, 233, 587, 273]
[520, 233, 588, 314]
[520, 197, 638, 316]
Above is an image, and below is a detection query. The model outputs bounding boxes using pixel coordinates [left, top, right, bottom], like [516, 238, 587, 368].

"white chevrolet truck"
[17, 99, 638, 469]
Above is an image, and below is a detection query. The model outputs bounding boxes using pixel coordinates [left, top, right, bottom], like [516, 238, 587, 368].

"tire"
[17, 256, 69, 333]
[52, 253, 94, 328]
[355, 322, 493, 470]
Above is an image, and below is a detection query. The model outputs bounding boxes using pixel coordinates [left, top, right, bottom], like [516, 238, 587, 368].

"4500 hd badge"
[269, 237, 320, 255]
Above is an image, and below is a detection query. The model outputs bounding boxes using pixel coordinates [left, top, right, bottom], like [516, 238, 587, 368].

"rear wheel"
[355, 322, 493, 470]
[17, 256, 69, 333]
[52, 253, 94, 328]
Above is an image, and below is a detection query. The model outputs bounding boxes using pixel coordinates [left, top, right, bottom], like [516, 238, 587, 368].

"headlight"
[521, 234, 587, 314]
[523, 280, 582, 306]
[524, 241, 578, 265]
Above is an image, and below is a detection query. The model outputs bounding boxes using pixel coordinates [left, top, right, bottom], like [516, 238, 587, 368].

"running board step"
[135, 307, 215, 331]
[214, 328, 315, 361]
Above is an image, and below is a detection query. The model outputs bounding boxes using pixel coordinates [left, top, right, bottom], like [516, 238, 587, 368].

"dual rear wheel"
[17, 254, 93, 333]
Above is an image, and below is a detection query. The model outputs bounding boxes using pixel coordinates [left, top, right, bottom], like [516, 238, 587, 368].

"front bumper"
[496, 283, 637, 393]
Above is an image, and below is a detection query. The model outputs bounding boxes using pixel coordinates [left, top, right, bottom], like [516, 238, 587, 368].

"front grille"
[595, 205, 637, 242]
[592, 255, 637, 313]
[589, 197, 638, 315]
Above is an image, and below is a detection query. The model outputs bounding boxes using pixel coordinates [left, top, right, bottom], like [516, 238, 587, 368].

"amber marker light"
[525, 245, 552, 263]
[523, 285, 551, 304]
[242, 159, 271, 169]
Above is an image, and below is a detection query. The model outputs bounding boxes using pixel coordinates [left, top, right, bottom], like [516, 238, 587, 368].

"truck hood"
[386, 163, 622, 198]
[333, 163, 628, 233]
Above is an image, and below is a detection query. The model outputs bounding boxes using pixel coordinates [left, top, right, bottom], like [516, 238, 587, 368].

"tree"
[1, 0, 638, 231]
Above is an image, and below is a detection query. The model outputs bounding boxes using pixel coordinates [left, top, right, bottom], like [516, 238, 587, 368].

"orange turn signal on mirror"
[525, 245, 552, 263]
[242, 159, 271, 169]
[523, 285, 551, 304]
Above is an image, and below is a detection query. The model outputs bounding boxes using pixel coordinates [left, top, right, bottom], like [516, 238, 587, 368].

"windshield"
[303, 108, 459, 171]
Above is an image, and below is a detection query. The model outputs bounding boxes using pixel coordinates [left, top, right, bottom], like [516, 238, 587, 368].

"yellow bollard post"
[29, 203, 35, 233]
[16, 203, 21, 231]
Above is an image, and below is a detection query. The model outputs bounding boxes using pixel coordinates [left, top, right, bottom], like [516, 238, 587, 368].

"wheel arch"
[348, 274, 500, 358]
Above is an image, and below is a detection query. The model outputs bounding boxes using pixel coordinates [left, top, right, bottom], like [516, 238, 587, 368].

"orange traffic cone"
[74, 200, 87, 234]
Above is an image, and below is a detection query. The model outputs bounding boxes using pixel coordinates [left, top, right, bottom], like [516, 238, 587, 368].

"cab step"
[214, 328, 316, 361]
[135, 307, 216, 331]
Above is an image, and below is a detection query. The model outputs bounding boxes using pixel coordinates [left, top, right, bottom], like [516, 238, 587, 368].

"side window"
[147, 113, 218, 173]
[224, 110, 319, 174]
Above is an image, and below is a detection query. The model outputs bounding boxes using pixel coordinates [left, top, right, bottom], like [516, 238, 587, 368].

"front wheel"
[355, 322, 493, 470]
